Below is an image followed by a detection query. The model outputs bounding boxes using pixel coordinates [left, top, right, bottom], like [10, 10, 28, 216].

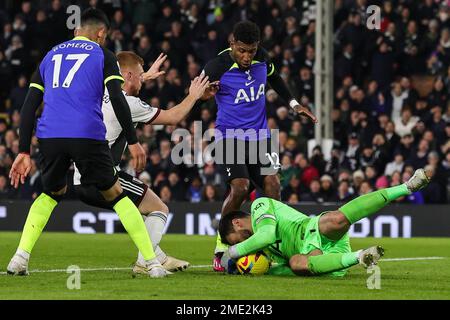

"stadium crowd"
[0, 0, 449, 204]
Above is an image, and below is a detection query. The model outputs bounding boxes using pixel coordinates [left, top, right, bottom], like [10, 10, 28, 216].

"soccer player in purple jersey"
[7, 9, 169, 278]
[200, 21, 317, 271]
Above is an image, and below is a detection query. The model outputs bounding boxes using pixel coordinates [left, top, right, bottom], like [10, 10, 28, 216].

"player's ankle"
[16, 248, 30, 260]
[145, 258, 161, 266]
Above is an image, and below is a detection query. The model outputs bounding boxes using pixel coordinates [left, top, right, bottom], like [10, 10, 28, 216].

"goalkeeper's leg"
[319, 169, 430, 240]
[289, 246, 385, 276]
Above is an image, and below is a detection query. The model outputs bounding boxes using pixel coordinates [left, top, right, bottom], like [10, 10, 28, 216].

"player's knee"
[333, 212, 351, 229]
[44, 186, 67, 202]
[101, 182, 123, 202]
[51, 185, 67, 196]
[142, 201, 169, 216]
[324, 211, 350, 231]
[139, 190, 169, 215]
[289, 255, 311, 275]
[46, 186, 67, 202]
[159, 203, 169, 215]
[230, 181, 250, 198]
[264, 176, 280, 195]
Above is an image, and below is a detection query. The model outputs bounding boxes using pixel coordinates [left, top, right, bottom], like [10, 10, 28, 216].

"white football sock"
[154, 245, 168, 264]
[137, 211, 167, 265]
[16, 248, 30, 260]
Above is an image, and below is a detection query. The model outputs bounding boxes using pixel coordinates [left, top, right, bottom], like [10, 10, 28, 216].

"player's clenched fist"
[128, 142, 147, 172]
[188, 74, 210, 100]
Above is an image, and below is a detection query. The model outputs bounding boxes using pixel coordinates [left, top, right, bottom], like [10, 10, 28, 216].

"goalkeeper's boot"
[358, 246, 384, 268]
[405, 168, 430, 193]
[7, 252, 29, 276]
[213, 252, 225, 272]
[161, 256, 190, 272]
[132, 259, 168, 278]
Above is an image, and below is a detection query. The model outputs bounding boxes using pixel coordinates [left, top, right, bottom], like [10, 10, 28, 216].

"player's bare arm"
[126, 51, 211, 125]
[152, 74, 210, 125]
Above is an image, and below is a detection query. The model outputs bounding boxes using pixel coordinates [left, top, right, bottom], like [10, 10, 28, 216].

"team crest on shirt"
[139, 100, 151, 109]
[245, 70, 252, 80]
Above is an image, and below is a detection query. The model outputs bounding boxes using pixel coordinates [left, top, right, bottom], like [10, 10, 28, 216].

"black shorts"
[74, 171, 148, 210]
[215, 138, 280, 190]
[38, 138, 117, 193]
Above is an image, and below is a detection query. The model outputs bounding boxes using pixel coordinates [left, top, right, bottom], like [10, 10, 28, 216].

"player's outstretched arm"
[268, 69, 318, 123]
[151, 74, 210, 125]
[228, 223, 277, 259]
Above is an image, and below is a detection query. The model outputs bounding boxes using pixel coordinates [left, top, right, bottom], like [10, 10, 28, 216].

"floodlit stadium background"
[0, 0, 448, 207]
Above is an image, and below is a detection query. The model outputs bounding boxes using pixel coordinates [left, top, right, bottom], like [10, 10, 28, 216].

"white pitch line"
[0, 257, 445, 275]
[381, 256, 445, 262]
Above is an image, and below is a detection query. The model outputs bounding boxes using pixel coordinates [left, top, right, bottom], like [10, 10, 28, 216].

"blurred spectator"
[395, 107, 419, 137]
[32, 10, 52, 58]
[400, 20, 423, 75]
[345, 132, 361, 171]
[0, 174, 14, 199]
[421, 165, 445, 203]
[337, 180, 354, 202]
[202, 184, 220, 202]
[281, 175, 301, 201]
[302, 179, 323, 203]
[390, 82, 408, 123]
[186, 176, 202, 203]
[298, 155, 319, 188]
[159, 185, 172, 204]
[167, 171, 186, 201]
[319, 175, 337, 202]
[7, 75, 28, 114]
[407, 139, 430, 169]
[110, 9, 132, 41]
[371, 41, 395, 90]
[385, 153, 405, 176]
[358, 180, 373, 195]
[287, 193, 300, 205]
[5, 35, 28, 77]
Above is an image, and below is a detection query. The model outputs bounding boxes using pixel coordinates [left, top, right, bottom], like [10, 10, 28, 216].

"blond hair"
[116, 51, 144, 69]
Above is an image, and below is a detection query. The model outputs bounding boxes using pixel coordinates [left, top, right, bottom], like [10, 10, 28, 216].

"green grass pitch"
[0, 232, 450, 300]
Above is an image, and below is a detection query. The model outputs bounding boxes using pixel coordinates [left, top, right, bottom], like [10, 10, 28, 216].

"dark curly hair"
[218, 210, 250, 245]
[81, 8, 110, 29]
[233, 21, 260, 44]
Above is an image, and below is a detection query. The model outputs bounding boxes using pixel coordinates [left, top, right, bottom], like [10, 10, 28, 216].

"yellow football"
[236, 252, 270, 275]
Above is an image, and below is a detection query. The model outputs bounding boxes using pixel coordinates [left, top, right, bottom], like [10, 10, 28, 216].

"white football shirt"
[73, 89, 160, 185]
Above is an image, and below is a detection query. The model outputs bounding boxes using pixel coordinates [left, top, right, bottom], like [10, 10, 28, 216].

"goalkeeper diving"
[219, 169, 431, 276]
